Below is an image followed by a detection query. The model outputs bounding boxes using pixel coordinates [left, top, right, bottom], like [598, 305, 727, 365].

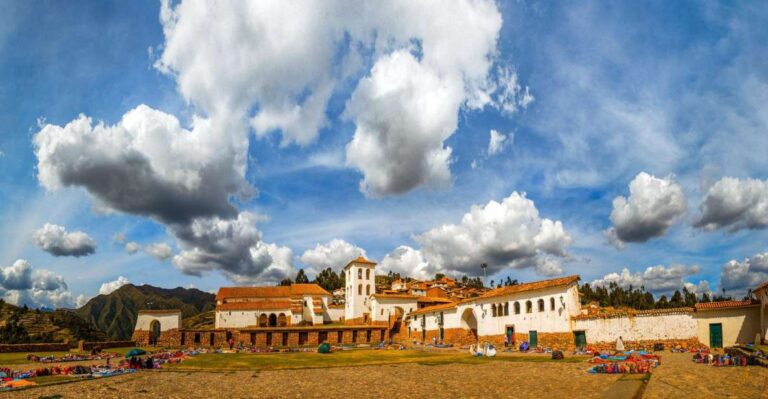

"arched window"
[526, 300, 532, 313]
[538, 299, 545, 312]
[366, 285, 370, 295]
[550, 297, 555, 311]
[491, 304, 497, 317]
[358, 284, 362, 295]
[358, 268, 362, 279]
[258, 314, 268, 327]
[366, 269, 370, 280]
[504, 303, 509, 316]
[268, 313, 277, 327]
[514, 302, 520, 314]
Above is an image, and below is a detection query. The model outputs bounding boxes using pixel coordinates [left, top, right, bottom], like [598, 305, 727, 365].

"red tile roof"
[695, 300, 760, 311]
[344, 256, 377, 268]
[572, 307, 694, 320]
[408, 302, 457, 316]
[217, 284, 330, 299]
[217, 301, 293, 311]
[372, 294, 419, 300]
[138, 309, 181, 314]
[417, 297, 454, 304]
[754, 280, 768, 293]
[476, 275, 580, 300]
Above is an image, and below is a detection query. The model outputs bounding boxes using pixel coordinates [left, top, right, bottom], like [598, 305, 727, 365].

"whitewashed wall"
[573, 312, 697, 343]
[371, 297, 418, 322]
[215, 309, 292, 329]
[696, 307, 761, 347]
[135, 312, 181, 331]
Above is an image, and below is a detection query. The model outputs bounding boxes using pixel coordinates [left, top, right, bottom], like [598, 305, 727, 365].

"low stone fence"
[0, 342, 71, 353]
[78, 340, 136, 351]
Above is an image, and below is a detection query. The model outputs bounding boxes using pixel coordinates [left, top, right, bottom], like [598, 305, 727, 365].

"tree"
[314, 268, 343, 292]
[656, 295, 669, 308]
[279, 277, 293, 286]
[434, 273, 445, 281]
[669, 290, 683, 308]
[295, 269, 309, 284]
[0, 312, 30, 344]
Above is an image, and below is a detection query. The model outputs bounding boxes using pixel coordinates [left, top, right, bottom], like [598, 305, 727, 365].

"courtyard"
[2, 350, 768, 398]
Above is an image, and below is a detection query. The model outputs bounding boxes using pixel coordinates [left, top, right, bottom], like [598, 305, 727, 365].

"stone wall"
[78, 340, 136, 351]
[583, 337, 704, 351]
[0, 342, 70, 353]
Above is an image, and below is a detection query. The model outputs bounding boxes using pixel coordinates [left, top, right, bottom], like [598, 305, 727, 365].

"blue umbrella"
[124, 348, 147, 358]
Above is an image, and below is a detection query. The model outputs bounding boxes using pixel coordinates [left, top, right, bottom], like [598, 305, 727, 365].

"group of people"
[26, 352, 119, 363]
[692, 351, 761, 367]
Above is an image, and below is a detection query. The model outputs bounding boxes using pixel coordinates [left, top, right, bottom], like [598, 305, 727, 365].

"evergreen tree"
[314, 268, 343, 292]
[434, 273, 445, 280]
[295, 269, 309, 284]
[656, 295, 669, 308]
[279, 277, 292, 286]
[669, 290, 683, 307]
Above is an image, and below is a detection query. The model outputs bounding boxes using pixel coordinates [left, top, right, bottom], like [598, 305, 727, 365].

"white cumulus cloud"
[414, 192, 571, 277]
[0, 259, 75, 308]
[719, 252, 768, 295]
[33, 223, 96, 257]
[605, 172, 686, 248]
[145, 242, 173, 261]
[591, 264, 701, 294]
[299, 239, 366, 271]
[99, 276, 130, 295]
[695, 177, 768, 232]
[125, 242, 141, 254]
[379, 246, 435, 281]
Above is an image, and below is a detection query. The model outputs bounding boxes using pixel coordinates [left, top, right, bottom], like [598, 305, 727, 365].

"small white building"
[215, 284, 334, 329]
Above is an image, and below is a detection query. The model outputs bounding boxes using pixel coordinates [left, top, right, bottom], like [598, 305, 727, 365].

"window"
[366, 269, 370, 279]
[358, 269, 362, 279]
[538, 299, 545, 312]
[550, 297, 555, 311]
[514, 302, 520, 314]
[492, 304, 497, 317]
[358, 284, 362, 295]
[504, 303, 509, 316]
[381, 309, 384, 316]
[366, 285, 370, 295]
[526, 300, 532, 313]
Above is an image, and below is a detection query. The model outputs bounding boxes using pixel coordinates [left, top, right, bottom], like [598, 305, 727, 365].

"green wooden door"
[505, 326, 514, 346]
[574, 331, 587, 348]
[709, 323, 723, 348]
[529, 330, 538, 347]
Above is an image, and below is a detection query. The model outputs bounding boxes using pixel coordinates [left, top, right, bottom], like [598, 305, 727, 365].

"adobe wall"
[78, 340, 136, 351]
[573, 312, 699, 345]
[133, 327, 388, 348]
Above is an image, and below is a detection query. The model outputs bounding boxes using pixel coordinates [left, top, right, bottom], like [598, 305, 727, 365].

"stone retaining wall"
[0, 342, 70, 353]
[78, 340, 136, 351]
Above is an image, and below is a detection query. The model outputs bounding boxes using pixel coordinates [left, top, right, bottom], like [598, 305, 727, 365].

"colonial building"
[215, 284, 336, 328]
[133, 255, 768, 350]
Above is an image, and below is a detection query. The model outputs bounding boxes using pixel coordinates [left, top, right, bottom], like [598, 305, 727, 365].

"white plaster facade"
[573, 311, 698, 344]
[135, 311, 181, 331]
[407, 278, 581, 339]
[370, 296, 418, 322]
[696, 306, 762, 347]
[344, 257, 377, 321]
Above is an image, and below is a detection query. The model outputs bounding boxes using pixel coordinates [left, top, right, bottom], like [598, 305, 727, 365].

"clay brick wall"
[585, 337, 705, 351]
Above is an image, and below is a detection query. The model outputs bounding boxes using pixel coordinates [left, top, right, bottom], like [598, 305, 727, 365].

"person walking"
[615, 336, 625, 353]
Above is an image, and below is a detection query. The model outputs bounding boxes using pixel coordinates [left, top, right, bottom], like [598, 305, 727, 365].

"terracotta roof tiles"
[408, 302, 457, 316]
[217, 284, 330, 299]
[217, 301, 292, 311]
[695, 300, 760, 311]
[477, 275, 580, 300]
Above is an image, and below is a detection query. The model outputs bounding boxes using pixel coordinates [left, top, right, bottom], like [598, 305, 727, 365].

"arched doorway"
[460, 308, 478, 342]
[149, 319, 161, 346]
[259, 314, 268, 327]
[277, 313, 287, 327]
[268, 313, 277, 327]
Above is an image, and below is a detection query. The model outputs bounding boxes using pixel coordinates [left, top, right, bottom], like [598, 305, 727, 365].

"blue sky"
[1, 1, 767, 308]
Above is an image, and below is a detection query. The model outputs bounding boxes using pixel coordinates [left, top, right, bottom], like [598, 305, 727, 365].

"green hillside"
[0, 301, 106, 343]
[76, 284, 215, 340]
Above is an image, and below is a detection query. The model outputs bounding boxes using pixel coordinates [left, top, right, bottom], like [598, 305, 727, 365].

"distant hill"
[76, 284, 216, 340]
[0, 301, 106, 343]
[182, 310, 215, 330]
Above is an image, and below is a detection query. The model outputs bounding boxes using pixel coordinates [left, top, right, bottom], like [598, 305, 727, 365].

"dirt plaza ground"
[4, 351, 768, 398]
